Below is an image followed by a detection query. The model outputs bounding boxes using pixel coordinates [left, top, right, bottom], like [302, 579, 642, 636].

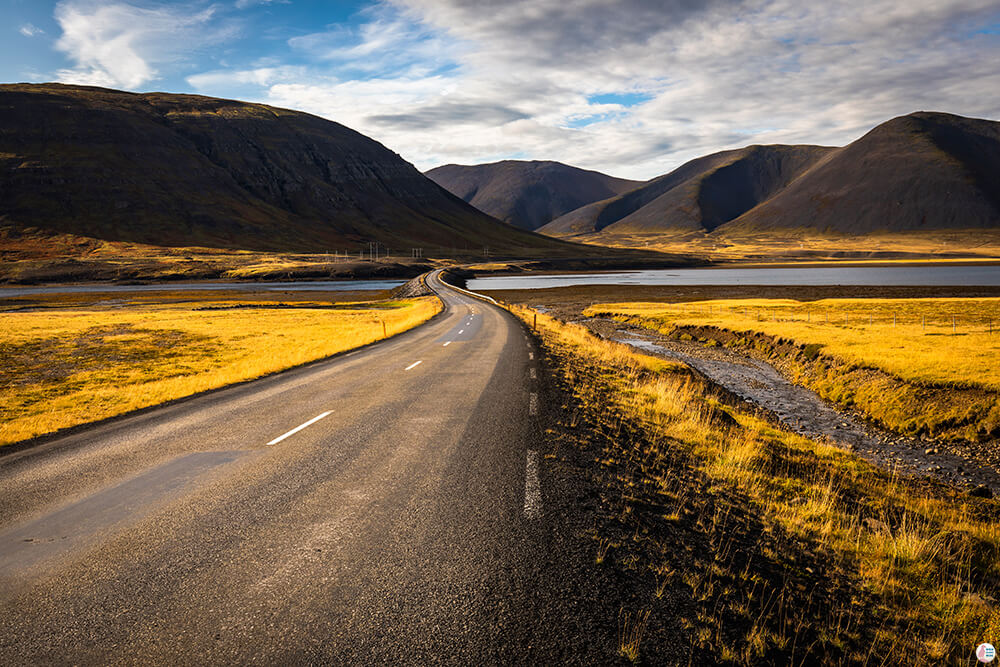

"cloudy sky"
[3, 0, 999, 180]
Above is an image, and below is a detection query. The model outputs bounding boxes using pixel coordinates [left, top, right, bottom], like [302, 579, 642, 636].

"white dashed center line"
[529, 392, 538, 415]
[458, 329, 464, 334]
[267, 411, 332, 446]
[443, 341, 451, 347]
[529, 352, 534, 360]
[405, 360, 423, 371]
[524, 450, 542, 519]
[530, 368, 536, 379]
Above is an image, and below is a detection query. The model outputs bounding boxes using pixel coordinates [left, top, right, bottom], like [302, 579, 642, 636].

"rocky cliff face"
[0, 84, 570, 255]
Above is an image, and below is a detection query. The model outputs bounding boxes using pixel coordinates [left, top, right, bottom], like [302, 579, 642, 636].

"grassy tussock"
[512, 305, 1000, 664]
[0, 297, 440, 446]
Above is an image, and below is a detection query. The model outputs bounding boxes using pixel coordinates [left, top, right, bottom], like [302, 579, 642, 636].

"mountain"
[726, 112, 1000, 234]
[0, 83, 579, 256]
[539, 145, 833, 236]
[425, 160, 640, 230]
[541, 112, 1000, 239]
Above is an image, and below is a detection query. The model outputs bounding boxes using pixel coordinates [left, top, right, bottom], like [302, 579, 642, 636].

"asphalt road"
[0, 270, 620, 665]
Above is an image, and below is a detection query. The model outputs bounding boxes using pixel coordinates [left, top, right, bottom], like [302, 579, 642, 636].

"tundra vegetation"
[585, 298, 1000, 443]
[511, 305, 999, 665]
[0, 294, 440, 447]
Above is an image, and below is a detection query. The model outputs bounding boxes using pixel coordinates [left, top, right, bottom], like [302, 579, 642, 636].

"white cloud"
[234, 0, 289, 9]
[53, 1, 224, 89]
[19, 24, 45, 37]
[190, 0, 1000, 179]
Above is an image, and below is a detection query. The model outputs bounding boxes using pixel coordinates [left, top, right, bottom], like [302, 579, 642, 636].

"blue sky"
[3, 0, 999, 180]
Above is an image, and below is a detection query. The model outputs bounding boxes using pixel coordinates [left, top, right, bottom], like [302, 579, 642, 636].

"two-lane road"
[0, 271, 605, 664]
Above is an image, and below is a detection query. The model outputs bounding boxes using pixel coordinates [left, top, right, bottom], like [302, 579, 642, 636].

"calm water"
[468, 265, 1000, 290]
[0, 279, 405, 298]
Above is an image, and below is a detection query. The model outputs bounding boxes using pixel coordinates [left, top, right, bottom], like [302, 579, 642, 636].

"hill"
[0, 84, 581, 257]
[726, 112, 1000, 234]
[541, 112, 1000, 242]
[539, 145, 834, 236]
[426, 160, 640, 230]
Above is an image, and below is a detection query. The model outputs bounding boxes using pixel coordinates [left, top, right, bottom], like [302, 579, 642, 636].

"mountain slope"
[723, 112, 1000, 234]
[426, 160, 640, 230]
[540, 145, 833, 236]
[0, 83, 578, 256]
[541, 112, 1000, 241]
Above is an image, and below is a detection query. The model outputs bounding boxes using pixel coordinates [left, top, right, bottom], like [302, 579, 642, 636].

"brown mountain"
[539, 145, 833, 236]
[0, 83, 580, 256]
[726, 112, 1000, 234]
[425, 160, 640, 230]
[541, 112, 1000, 240]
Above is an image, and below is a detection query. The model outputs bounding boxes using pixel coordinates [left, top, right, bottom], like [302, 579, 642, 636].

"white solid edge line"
[443, 341, 451, 347]
[405, 360, 423, 371]
[267, 411, 332, 446]
[524, 450, 542, 519]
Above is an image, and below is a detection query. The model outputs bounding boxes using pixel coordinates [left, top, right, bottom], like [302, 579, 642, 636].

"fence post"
[382, 320, 387, 338]
[533, 313, 537, 330]
[953, 316, 956, 334]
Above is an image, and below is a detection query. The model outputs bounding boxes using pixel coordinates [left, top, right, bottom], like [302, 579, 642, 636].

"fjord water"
[468, 265, 1000, 290]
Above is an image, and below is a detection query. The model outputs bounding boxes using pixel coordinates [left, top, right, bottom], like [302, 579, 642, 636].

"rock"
[969, 485, 994, 499]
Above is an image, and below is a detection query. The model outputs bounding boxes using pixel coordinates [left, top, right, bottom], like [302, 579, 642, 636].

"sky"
[3, 0, 999, 180]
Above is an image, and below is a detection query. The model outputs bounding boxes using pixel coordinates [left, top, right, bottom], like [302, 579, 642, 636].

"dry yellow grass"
[586, 297, 1000, 390]
[511, 305, 1000, 664]
[0, 296, 440, 446]
[557, 228, 1000, 261]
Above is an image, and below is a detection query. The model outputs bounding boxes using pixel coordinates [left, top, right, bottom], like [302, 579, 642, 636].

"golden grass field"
[0, 296, 440, 446]
[585, 298, 1000, 389]
[583, 298, 1000, 442]
[513, 305, 1000, 664]
[559, 228, 1000, 262]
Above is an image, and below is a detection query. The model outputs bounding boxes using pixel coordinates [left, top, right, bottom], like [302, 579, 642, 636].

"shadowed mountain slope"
[539, 145, 832, 236]
[726, 112, 1000, 234]
[426, 160, 640, 230]
[541, 112, 1000, 239]
[0, 84, 582, 256]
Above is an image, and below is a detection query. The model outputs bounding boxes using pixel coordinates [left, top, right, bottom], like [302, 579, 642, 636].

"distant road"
[0, 270, 617, 663]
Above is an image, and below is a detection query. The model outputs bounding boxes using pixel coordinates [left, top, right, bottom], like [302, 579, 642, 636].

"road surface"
[0, 270, 617, 664]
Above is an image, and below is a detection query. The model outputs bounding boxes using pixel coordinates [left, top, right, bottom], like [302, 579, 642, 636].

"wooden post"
[533, 312, 537, 330]
[922, 315, 925, 331]
[953, 315, 956, 334]
[382, 320, 387, 338]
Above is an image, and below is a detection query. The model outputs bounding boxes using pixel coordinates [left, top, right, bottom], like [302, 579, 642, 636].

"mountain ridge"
[426, 159, 640, 231]
[0, 83, 582, 257]
[539, 111, 1000, 240]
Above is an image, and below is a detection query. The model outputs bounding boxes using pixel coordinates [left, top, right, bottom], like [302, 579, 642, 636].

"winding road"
[0, 271, 614, 664]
